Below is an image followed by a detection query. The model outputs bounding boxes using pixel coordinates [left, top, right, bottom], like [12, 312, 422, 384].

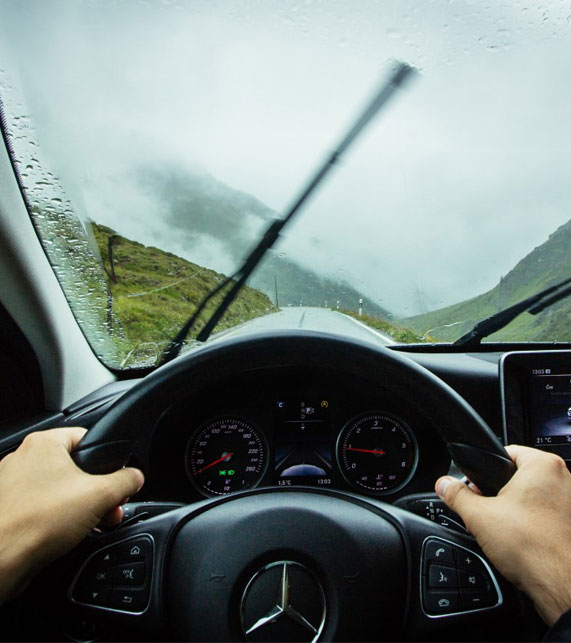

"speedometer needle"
[347, 447, 386, 455]
[195, 452, 234, 475]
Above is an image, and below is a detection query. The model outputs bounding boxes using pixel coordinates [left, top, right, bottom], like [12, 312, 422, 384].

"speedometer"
[186, 417, 267, 496]
[336, 412, 418, 495]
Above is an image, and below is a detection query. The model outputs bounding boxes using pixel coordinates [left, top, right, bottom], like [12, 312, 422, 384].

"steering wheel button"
[73, 585, 112, 608]
[423, 590, 460, 614]
[455, 550, 486, 573]
[115, 537, 152, 562]
[111, 562, 146, 586]
[428, 564, 458, 589]
[460, 589, 498, 610]
[109, 588, 148, 613]
[83, 566, 113, 585]
[458, 570, 487, 591]
[424, 539, 455, 567]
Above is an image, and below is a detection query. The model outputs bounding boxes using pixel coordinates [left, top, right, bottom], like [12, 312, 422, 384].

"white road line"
[334, 311, 395, 344]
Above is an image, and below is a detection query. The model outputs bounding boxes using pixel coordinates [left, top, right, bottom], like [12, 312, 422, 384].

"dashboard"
[144, 366, 451, 504]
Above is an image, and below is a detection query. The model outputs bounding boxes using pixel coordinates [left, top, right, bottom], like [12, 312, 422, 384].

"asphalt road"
[214, 307, 394, 345]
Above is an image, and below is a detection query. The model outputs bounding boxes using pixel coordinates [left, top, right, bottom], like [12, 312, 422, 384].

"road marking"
[334, 311, 395, 344]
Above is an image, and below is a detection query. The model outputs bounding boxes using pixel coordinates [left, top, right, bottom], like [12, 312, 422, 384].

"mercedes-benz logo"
[240, 561, 326, 642]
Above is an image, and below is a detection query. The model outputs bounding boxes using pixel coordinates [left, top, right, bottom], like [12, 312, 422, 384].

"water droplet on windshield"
[277, 252, 286, 258]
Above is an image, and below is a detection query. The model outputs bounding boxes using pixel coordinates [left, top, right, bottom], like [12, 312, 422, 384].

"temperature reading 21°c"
[186, 418, 267, 496]
[336, 413, 418, 495]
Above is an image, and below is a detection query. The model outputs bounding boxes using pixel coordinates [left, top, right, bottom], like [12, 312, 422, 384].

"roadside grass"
[339, 309, 433, 344]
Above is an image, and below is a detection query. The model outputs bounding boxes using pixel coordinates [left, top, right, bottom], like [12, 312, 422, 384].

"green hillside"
[92, 223, 277, 364]
[405, 219, 571, 343]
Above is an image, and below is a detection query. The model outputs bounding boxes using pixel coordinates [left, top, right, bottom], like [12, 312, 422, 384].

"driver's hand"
[0, 427, 144, 605]
[436, 444, 571, 626]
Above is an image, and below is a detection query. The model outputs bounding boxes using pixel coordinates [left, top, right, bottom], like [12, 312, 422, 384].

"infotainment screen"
[529, 367, 571, 458]
[502, 351, 571, 463]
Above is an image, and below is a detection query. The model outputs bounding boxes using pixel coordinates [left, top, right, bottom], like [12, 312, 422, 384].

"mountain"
[249, 251, 391, 317]
[138, 165, 392, 320]
[405, 219, 571, 342]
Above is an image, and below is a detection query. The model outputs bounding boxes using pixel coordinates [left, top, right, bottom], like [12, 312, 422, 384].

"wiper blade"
[157, 61, 417, 367]
[453, 277, 571, 347]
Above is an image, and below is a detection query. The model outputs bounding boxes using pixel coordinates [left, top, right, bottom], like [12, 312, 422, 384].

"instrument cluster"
[185, 405, 419, 498]
[148, 372, 450, 503]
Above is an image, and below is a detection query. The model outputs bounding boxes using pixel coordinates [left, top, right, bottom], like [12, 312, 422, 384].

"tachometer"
[186, 417, 267, 496]
[336, 413, 418, 495]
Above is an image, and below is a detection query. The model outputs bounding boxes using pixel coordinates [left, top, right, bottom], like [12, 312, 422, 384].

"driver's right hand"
[436, 444, 571, 626]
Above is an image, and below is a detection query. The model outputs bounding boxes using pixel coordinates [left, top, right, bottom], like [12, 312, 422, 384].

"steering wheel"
[66, 332, 518, 641]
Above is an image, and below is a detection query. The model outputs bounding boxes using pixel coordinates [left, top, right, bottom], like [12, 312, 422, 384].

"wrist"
[525, 557, 571, 626]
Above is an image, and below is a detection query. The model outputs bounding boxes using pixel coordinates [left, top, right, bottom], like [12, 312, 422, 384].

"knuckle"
[21, 431, 42, 449]
[548, 453, 568, 474]
[0, 452, 14, 467]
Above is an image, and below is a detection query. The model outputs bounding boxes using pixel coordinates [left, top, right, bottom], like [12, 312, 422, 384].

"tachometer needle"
[347, 447, 386, 455]
[195, 452, 234, 475]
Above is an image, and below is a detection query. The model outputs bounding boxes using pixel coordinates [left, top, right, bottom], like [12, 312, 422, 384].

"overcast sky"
[1, 0, 570, 315]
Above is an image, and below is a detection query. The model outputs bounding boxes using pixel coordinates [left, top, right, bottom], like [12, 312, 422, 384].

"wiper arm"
[157, 61, 417, 367]
[453, 277, 571, 347]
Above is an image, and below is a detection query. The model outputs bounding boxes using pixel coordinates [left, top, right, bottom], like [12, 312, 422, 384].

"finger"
[505, 444, 562, 470]
[100, 506, 124, 528]
[435, 476, 484, 521]
[96, 467, 145, 509]
[40, 427, 88, 451]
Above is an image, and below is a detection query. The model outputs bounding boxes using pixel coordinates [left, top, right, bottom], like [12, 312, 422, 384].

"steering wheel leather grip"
[447, 443, 516, 496]
[72, 440, 133, 475]
[71, 331, 516, 496]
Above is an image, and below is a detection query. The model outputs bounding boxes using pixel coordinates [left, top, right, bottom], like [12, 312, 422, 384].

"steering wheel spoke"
[392, 506, 522, 640]
[65, 506, 183, 639]
[60, 491, 523, 642]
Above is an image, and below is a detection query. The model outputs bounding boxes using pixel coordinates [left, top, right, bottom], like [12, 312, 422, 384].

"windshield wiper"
[453, 277, 571, 347]
[157, 62, 417, 368]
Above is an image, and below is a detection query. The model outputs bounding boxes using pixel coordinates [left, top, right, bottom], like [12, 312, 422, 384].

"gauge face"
[336, 413, 418, 495]
[186, 417, 267, 496]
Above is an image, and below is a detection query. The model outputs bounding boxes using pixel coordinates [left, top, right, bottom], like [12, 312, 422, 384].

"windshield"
[0, 0, 570, 369]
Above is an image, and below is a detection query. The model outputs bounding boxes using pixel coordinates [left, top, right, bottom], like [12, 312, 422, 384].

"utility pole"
[274, 275, 279, 308]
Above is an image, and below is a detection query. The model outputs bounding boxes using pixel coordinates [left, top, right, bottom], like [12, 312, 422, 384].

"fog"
[1, 0, 570, 316]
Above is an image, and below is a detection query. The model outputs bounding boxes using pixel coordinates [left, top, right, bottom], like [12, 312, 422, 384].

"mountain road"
[212, 307, 395, 346]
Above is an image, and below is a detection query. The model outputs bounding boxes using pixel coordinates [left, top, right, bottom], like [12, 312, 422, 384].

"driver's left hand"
[0, 427, 144, 605]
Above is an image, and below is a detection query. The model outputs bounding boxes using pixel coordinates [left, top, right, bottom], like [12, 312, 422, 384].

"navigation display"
[274, 397, 333, 487]
[529, 366, 571, 461]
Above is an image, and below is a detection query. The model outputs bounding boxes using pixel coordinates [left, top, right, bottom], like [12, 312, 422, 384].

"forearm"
[0, 518, 40, 604]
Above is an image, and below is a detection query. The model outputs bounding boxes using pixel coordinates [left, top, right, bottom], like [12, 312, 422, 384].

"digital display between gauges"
[274, 398, 332, 488]
[336, 413, 418, 495]
[185, 418, 267, 496]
